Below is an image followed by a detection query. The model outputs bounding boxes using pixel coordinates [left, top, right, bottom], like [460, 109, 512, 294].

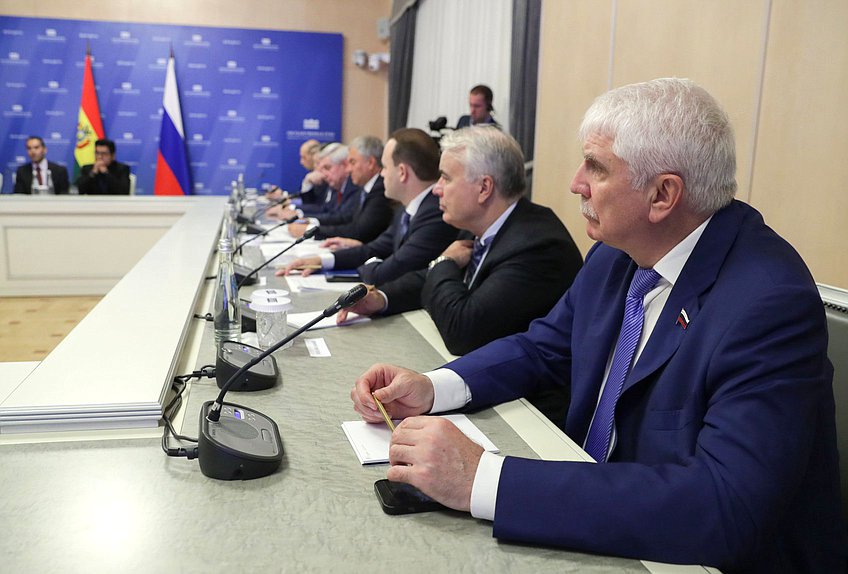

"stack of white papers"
[341, 414, 499, 464]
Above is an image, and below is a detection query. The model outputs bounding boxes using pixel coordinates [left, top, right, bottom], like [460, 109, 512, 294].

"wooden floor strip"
[0, 296, 101, 362]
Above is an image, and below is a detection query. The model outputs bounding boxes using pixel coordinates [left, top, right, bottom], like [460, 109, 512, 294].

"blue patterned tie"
[398, 211, 411, 240]
[584, 267, 661, 462]
[464, 238, 486, 286]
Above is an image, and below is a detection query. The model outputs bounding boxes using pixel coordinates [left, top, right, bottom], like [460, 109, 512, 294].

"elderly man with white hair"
[350, 78, 846, 573]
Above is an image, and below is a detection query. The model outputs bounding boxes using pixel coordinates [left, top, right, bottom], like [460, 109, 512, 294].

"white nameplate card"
[304, 338, 331, 357]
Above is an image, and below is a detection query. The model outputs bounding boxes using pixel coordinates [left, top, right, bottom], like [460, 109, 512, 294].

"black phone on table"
[374, 479, 446, 515]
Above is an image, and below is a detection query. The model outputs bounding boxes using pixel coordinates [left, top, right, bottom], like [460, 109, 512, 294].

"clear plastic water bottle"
[46, 169, 54, 194]
[213, 237, 241, 347]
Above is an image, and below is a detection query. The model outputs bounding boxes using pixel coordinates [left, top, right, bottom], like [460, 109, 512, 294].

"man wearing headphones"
[456, 85, 500, 129]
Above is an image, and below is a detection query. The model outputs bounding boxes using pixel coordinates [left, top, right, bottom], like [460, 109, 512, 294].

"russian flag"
[154, 52, 191, 195]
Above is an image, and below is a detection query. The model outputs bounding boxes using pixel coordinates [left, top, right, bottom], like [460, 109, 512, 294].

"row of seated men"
[13, 137, 131, 195]
[268, 79, 844, 573]
[263, 127, 584, 423]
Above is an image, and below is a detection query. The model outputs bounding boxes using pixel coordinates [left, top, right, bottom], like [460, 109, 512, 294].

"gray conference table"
[0, 275, 663, 573]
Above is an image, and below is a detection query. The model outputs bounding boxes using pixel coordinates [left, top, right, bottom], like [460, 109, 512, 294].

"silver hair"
[317, 142, 349, 165]
[579, 78, 737, 214]
[349, 135, 384, 168]
[439, 126, 525, 199]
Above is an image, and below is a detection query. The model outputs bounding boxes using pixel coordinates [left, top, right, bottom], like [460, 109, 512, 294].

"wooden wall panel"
[751, 0, 848, 286]
[533, 0, 613, 255]
[535, 0, 848, 287]
[611, 0, 767, 203]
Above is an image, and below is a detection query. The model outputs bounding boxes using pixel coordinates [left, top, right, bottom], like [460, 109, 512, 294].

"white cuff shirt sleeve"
[470, 451, 504, 521]
[424, 368, 471, 413]
[422, 368, 501, 521]
[318, 253, 335, 269]
[373, 289, 389, 314]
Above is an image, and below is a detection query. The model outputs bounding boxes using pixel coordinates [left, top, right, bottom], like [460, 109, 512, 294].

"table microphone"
[236, 226, 318, 288]
[246, 190, 305, 223]
[198, 284, 367, 480]
[235, 215, 299, 255]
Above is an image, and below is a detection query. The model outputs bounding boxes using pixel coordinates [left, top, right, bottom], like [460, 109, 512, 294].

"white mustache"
[581, 199, 598, 221]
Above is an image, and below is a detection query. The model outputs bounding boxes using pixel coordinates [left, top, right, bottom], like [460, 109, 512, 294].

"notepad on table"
[341, 414, 499, 465]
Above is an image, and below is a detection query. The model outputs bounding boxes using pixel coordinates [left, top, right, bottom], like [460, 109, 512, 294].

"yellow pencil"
[372, 393, 395, 431]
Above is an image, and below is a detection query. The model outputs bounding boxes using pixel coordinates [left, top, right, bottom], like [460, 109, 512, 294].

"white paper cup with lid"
[249, 296, 292, 350]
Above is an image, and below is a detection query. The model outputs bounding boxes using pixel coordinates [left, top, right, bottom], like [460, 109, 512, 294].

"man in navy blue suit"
[351, 78, 846, 572]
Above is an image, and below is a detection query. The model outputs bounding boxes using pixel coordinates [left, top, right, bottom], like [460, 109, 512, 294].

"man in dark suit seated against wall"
[267, 143, 360, 226]
[280, 128, 459, 285]
[14, 136, 70, 195]
[287, 136, 395, 243]
[350, 78, 847, 573]
[75, 138, 131, 195]
[297, 138, 326, 204]
[456, 85, 500, 130]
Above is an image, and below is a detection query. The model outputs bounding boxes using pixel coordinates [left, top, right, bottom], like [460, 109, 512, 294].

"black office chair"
[820, 283, 848, 525]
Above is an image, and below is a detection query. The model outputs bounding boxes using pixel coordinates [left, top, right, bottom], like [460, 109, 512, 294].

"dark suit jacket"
[381, 197, 582, 356]
[298, 181, 329, 208]
[14, 162, 70, 194]
[301, 176, 361, 225]
[333, 189, 459, 284]
[446, 200, 847, 572]
[76, 161, 131, 195]
[314, 176, 396, 243]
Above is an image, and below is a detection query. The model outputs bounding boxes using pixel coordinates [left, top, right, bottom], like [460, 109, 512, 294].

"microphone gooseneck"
[250, 190, 305, 222]
[322, 283, 367, 316]
[206, 283, 368, 422]
[235, 215, 299, 254]
[236, 226, 318, 288]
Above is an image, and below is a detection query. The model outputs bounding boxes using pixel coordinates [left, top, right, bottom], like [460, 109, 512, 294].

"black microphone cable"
[161, 365, 216, 458]
[205, 284, 367, 422]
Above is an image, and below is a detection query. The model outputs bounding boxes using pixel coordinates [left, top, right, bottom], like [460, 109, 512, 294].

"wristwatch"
[428, 255, 455, 271]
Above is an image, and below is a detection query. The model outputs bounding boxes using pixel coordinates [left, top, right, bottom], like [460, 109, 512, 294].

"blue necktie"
[398, 211, 411, 241]
[584, 267, 661, 462]
[464, 238, 486, 286]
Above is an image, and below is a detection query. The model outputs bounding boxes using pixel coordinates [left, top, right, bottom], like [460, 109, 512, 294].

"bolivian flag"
[74, 48, 105, 180]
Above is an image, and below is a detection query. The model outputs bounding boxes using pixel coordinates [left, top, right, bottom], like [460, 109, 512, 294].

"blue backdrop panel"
[0, 17, 343, 195]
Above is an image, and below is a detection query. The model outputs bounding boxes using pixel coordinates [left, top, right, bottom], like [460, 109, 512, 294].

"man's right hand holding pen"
[351, 363, 483, 512]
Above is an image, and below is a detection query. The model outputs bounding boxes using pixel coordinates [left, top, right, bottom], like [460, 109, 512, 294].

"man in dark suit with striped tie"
[280, 128, 458, 285]
[338, 127, 582, 357]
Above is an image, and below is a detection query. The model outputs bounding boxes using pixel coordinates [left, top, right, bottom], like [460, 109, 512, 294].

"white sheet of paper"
[284, 275, 354, 293]
[287, 311, 369, 330]
[259, 241, 327, 263]
[341, 414, 499, 465]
